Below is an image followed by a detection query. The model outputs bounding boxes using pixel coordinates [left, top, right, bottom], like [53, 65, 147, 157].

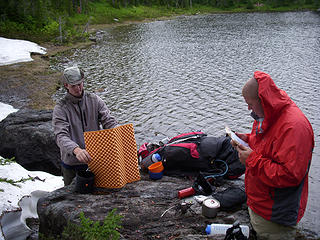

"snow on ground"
[0, 102, 18, 121]
[0, 156, 64, 215]
[0, 38, 62, 239]
[0, 102, 64, 240]
[0, 37, 46, 66]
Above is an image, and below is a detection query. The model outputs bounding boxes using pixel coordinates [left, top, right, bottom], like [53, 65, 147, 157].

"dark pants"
[61, 163, 88, 186]
[61, 166, 77, 186]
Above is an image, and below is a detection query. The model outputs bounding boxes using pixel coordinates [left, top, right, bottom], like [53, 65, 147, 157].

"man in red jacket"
[234, 71, 314, 239]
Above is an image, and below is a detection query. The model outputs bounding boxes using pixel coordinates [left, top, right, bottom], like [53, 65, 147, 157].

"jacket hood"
[254, 71, 292, 131]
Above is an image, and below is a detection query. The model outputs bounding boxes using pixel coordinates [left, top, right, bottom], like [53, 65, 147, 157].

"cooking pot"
[202, 198, 220, 218]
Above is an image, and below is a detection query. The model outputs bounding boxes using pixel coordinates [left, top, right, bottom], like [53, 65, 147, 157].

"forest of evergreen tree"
[0, 0, 318, 42]
[1, 0, 318, 22]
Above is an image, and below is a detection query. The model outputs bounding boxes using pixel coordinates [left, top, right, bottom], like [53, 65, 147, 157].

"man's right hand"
[236, 144, 252, 165]
[230, 133, 251, 165]
[73, 147, 92, 163]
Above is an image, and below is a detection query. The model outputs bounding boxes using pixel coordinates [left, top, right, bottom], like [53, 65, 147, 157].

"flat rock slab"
[37, 173, 250, 240]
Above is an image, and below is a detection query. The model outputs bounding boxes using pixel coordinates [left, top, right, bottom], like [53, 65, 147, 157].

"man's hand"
[73, 147, 91, 164]
[230, 132, 248, 148]
[229, 132, 251, 165]
[236, 144, 252, 165]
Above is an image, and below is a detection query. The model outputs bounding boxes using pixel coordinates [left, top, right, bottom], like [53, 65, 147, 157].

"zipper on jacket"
[78, 102, 85, 132]
[83, 111, 87, 127]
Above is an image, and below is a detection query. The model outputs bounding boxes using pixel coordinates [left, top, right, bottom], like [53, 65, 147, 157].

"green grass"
[0, 1, 318, 44]
[0, 157, 15, 166]
[40, 210, 123, 240]
[0, 177, 35, 187]
[87, 4, 176, 24]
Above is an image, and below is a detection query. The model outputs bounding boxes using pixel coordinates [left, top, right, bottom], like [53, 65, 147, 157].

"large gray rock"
[37, 173, 250, 240]
[0, 109, 61, 176]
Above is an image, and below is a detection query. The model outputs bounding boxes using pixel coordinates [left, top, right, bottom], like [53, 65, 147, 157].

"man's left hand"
[236, 144, 253, 165]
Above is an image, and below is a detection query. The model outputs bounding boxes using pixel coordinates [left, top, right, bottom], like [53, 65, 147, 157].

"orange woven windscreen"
[84, 124, 141, 189]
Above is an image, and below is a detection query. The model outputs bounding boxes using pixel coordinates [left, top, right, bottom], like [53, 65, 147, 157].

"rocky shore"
[0, 19, 175, 110]
[0, 41, 94, 110]
[37, 173, 250, 240]
[0, 109, 252, 240]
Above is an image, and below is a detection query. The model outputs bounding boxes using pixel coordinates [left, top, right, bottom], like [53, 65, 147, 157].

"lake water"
[53, 11, 320, 237]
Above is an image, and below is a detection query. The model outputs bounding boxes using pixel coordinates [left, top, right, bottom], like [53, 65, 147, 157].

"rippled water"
[53, 11, 320, 236]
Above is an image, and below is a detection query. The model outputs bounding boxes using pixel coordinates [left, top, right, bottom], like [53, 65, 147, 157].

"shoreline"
[0, 9, 318, 110]
[0, 17, 182, 110]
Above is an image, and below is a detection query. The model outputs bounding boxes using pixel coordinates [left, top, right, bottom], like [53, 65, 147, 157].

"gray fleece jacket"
[52, 91, 118, 166]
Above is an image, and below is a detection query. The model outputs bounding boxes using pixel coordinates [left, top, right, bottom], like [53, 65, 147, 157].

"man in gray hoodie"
[52, 66, 118, 185]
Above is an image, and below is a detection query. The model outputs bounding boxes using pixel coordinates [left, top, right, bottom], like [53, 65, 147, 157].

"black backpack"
[159, 131, 210, 176]
[139, 131, 245, 179]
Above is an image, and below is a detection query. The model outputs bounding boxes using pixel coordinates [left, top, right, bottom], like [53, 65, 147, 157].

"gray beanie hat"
[62, 66, 84, 85]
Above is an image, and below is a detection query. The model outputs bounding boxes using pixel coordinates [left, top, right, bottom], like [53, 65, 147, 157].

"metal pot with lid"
[202, 198, 220, 218]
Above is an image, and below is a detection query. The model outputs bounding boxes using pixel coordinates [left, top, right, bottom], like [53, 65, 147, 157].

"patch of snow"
[0, 161, 64, 215]
[0, 37, 46, 66]
[0, 103, 18, 121]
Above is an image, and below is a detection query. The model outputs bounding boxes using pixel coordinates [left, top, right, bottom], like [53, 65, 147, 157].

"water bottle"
[151, 153, 161, 163]
[159, 137, 170, 146]
[205, 223, 249, 238]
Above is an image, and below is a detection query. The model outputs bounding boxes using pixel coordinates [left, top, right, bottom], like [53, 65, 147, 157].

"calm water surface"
[53, 11, 320, 237]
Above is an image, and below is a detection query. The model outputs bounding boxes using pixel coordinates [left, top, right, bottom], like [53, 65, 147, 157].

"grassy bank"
[0, 41, 95, 110]
[0, 1, 319, 44]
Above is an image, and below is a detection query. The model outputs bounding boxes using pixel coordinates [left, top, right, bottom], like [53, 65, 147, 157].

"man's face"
[244, 95, 264, 118]
[65, 82, 84, 97]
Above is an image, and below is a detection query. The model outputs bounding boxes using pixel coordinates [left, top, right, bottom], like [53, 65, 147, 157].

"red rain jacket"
[245, 71, 314, 226]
